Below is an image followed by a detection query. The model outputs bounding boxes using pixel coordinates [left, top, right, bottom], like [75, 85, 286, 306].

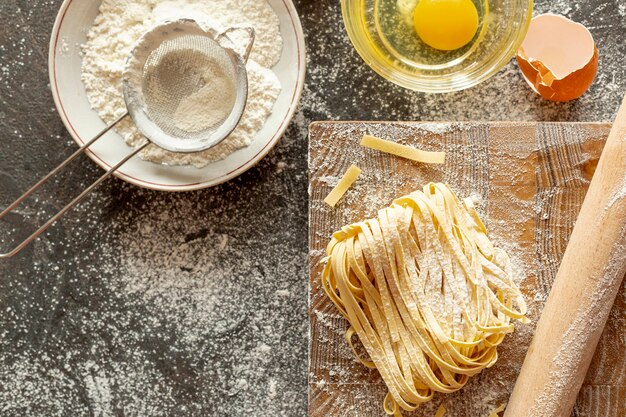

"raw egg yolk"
[413, 0, 479, 51]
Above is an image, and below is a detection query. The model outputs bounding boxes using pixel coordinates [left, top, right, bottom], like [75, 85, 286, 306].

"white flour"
[81, 0, 282, 168]
[172, 62, 236, 133]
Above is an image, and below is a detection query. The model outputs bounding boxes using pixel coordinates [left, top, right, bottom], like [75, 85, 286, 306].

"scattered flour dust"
[81, 0, 282, 168]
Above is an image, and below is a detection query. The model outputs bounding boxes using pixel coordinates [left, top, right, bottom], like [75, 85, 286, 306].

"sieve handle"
[217, 27, 256, 62]
[0, 111, 146, 258]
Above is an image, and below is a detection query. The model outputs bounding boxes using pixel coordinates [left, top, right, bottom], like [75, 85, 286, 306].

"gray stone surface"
[0, 0, 624, 416]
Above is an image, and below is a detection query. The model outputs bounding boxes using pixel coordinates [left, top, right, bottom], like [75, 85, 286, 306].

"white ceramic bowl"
[49, 0, 306, 191]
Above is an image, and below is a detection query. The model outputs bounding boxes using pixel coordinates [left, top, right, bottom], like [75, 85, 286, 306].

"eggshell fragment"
[516, 14, 598, 102]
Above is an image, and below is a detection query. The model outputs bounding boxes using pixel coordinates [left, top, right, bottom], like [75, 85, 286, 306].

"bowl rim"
[340, 0, 534, 93]
[48, 0, 306, 192]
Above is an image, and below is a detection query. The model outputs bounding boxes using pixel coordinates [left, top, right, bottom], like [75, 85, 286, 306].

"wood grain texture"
[308, 122, 625, 417]
[506, 96, 626, 417]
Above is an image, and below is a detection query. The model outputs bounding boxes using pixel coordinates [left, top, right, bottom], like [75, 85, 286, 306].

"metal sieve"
[1, 19, 255, 258]
[123, 19, 251, 153]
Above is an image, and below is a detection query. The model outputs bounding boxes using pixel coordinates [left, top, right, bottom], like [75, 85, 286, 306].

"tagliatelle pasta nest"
[321, 183, 527, 416]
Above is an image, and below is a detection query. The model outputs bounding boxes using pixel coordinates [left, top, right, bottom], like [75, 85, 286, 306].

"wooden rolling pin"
[505, 95, 626, 416]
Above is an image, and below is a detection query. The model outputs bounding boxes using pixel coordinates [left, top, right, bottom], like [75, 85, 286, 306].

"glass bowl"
[341, 0, 534, 93]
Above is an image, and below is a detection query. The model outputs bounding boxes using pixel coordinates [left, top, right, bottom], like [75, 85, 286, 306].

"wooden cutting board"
[308, 122, 626, 417]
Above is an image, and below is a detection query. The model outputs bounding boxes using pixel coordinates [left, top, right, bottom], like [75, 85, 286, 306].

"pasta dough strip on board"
[320, 183, 527, 416]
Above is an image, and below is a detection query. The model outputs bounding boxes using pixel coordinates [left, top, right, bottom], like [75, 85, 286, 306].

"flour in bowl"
[81, 0, 282, 168]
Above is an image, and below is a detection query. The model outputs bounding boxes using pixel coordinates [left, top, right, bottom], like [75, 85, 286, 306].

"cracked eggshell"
[516, 14, 598, 102]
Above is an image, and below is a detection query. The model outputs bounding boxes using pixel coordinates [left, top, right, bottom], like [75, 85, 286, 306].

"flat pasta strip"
[361, 135, 446, 164]
[323, 165, 361, 207]
[488, 404, 507, 417]
[320, 183, 527, 416]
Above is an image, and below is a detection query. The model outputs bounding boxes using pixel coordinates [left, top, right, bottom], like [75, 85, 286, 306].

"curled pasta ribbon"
[321, 183, 527, 415]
